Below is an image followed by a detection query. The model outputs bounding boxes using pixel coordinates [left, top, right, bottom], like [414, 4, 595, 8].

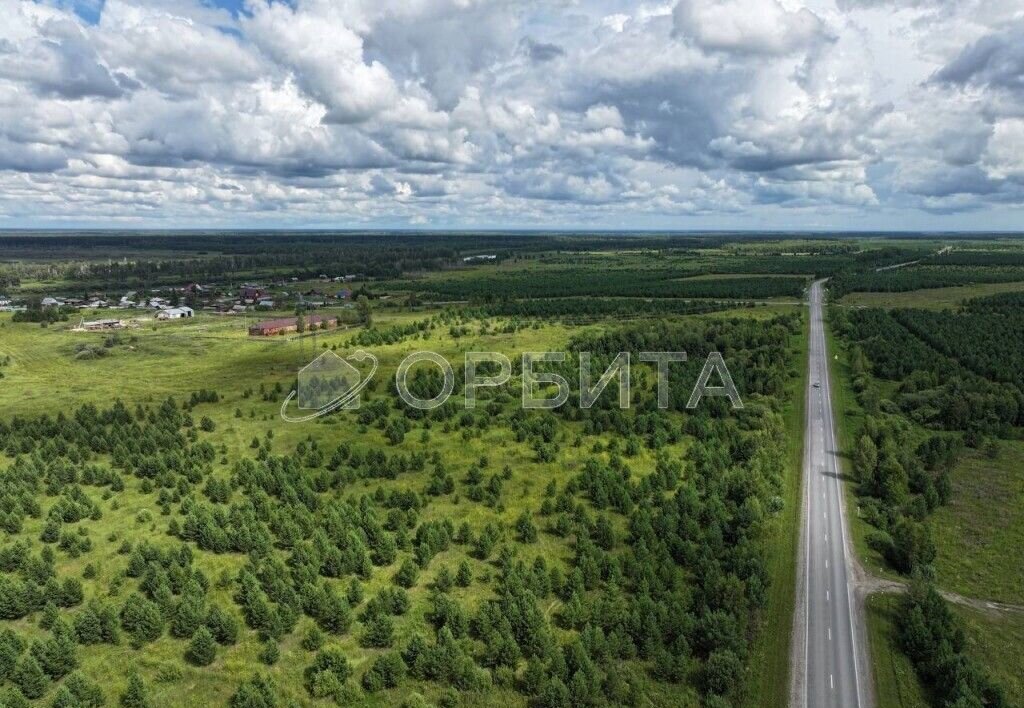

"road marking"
[828, 627, 832, 641]
[830, 674, 834, 691]
[826, 590, 830, 602]
[815, 286, 864, 708]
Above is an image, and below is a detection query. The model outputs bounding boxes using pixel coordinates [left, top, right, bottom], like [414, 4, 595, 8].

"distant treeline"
[394, 270, 808, 300]
[830, 264, 1024, 296]
[472, 297, 740, 320]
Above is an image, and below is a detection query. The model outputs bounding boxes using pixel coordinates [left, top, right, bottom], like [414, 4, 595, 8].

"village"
[1, 273, 363, 335]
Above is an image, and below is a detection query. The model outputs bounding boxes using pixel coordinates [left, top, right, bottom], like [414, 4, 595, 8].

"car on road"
[812, 382, 820, 388]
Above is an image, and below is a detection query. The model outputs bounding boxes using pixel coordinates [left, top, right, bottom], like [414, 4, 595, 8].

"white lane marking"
[829, 627, 832, 641]
[817, 289, 864, 708]
[830, 674, 834, 691]
[827, 590, 830, 602]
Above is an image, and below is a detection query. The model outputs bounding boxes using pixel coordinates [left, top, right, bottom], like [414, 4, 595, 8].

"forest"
[831, 290, 1020, 708]
[390, 270, 808, 301]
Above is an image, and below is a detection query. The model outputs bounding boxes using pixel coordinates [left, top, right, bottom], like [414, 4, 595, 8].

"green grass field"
[952, 604, 1024, 706]
[930, 442, 1024, 605]
[839, 280, 1024, 310]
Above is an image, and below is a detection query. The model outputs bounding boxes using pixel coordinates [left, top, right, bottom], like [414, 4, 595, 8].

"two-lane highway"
[792, 280, 872, 708]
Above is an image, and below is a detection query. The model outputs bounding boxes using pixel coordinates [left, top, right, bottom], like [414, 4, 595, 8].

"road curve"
[791, 280, 873, 708]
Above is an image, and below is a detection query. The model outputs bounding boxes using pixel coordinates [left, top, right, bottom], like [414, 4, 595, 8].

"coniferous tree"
[13, 654, 47, 699]
[360, 615, 394, 648]
[120, 673, 150, 708]
[186, 627, 216, 667]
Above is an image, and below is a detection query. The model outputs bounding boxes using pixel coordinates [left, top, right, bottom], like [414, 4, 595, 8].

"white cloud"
[0, 0, 1020, 227]
[673, 0, 832, 56]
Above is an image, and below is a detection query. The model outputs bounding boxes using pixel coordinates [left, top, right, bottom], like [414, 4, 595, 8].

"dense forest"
[832, 307, 1022, 436]
[829, 265, 1024, 296]
[392, 271, 808, 301]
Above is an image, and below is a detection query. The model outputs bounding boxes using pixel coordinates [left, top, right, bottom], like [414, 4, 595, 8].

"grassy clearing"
[952, 605, 1024, 706]
[930, 442, 1024, 605]
[839, 281, 1024, 310]
[742, 312, 808, 708]
[864, 594, 930, 708]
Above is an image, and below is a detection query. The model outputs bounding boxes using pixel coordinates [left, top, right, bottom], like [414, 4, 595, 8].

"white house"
[156, 306, 194, 320]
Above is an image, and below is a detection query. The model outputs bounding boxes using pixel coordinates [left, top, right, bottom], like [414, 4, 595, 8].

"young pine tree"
[185, 627, 216, 667]
[120, 673, 150, 708]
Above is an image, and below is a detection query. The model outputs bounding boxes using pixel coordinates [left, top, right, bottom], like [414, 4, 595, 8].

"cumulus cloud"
[0, 0, 1020, 227]
[934, 25, 1024, 95]
[672, 0, 832, 56]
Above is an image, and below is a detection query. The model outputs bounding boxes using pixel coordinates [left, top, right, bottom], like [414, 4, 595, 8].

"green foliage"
[119, 594, 164, 647]
[304, 649, 351, 698]
[13, 654, 47, 699]
[230, 674, 277, 708]
[897, 580, 1006, 707]
[185, 627, 217, 666]
[361, 652, 406, 692]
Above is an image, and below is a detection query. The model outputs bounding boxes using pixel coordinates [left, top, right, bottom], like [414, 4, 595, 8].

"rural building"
[156, 307, 194, 320]
[79, 319, 124, 331]
[249, 314, 338, 336]
[239, 284, 267, 302]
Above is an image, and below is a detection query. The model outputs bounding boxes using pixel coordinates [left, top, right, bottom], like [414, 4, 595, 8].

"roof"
[250, 314, 337, 330]
[159, 306, 193, 316]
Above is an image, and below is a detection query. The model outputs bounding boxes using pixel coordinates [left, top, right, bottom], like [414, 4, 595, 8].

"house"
[156, 306, 194, 320]
[41, 297, 61, 307]
[257, 299, 275, 309]
[336, 289, 352, 300]
[240, 284, 267, 302]
[249, 314, 338, 336]
[462, 254, 497, 263]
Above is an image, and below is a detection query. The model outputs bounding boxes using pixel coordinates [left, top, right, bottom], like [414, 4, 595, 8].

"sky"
[0, 0, 1022, 230]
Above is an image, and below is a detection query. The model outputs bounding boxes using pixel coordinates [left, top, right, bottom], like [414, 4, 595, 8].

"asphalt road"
[793, 280, 871, 708]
